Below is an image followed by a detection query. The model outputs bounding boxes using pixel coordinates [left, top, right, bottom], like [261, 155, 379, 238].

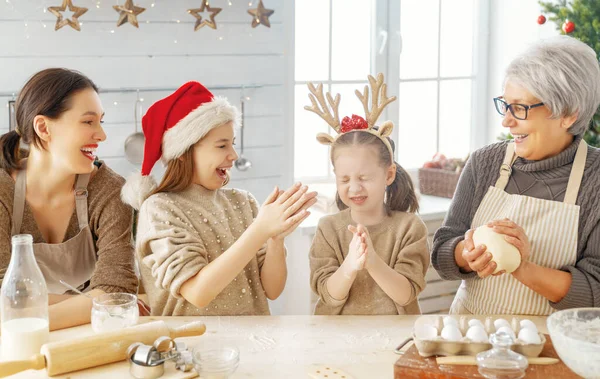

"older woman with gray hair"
[432, 35, 600, 315]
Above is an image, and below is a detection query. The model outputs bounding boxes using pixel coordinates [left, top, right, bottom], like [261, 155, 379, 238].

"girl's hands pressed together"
[344, 225, 367, 274]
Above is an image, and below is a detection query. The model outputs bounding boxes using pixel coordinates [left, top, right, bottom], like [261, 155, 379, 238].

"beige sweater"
[0, 163, 138, 294]
[136, 184, 270, 316]
[310, 209, 429, 315]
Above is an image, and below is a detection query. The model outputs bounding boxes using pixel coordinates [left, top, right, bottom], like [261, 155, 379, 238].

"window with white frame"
[294, 0, 486, 181]
[294, 0, 374, 181]
[397, 0, 480, 169]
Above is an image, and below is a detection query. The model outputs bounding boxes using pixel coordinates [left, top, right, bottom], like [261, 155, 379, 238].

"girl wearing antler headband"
[307, 74, 430, 315]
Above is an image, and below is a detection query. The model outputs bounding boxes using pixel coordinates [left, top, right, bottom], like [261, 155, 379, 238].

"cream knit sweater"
[136, 184, 270, 316]
[310, 209, 430, 315]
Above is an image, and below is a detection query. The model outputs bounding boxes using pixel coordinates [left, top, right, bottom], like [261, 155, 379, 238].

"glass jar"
[0, 234, 49, 361]
[476, 331, 528, 379]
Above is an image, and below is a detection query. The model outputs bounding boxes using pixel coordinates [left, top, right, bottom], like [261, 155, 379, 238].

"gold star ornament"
[48, 0, 88, 31]
[113, 0, 146, 28]
[247, 0, 274, 28]
[188, 1, 222, 31]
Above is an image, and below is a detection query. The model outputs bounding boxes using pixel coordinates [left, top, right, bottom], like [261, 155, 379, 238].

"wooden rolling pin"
[436, 356, 560, 366]
[0, 320, 206, 377]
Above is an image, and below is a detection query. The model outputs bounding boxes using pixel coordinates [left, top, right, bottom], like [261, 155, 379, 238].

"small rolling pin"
[436, 356, 560, 366]
[0, 320, 206, 377]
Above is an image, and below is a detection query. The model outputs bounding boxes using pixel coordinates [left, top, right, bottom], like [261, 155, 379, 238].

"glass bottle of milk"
[1, 234, 49, 361]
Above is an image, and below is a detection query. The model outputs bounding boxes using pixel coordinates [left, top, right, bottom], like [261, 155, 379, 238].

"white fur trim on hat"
[121, 172, 158, 210]
[162, 96, 240, 160]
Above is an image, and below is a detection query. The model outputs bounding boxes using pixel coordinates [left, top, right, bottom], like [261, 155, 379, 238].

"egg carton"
[412, 315, 546, 357]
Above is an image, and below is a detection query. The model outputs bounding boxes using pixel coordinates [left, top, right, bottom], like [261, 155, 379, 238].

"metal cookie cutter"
[127, 337, 193, 379]
[173, 341, 194, 372]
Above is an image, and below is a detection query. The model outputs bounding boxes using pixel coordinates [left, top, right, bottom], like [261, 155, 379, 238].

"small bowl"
[91, 293, 139, 333]
[547, 308, 600, 378]
[192, 345, 239, 379]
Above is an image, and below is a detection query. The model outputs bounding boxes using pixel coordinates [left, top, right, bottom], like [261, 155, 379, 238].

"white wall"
[486, 0, 559, 142]
[0, 0, 570, 316]
[0, 0, 292, 203]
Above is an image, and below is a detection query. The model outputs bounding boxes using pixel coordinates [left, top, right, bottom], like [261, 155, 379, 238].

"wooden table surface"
[6, 315, 550, 379]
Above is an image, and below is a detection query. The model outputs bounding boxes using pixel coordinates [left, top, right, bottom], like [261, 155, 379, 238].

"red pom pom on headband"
[340, 114, 368, 133]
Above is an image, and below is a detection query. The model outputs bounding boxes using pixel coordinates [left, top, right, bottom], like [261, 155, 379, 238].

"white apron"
[450, 139, 587, 315]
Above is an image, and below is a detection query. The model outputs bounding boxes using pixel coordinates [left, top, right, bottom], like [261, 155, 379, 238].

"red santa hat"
[121, 81, 240, 209]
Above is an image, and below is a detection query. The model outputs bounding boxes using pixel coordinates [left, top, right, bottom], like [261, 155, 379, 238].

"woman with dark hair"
[0, 68, 138, 330]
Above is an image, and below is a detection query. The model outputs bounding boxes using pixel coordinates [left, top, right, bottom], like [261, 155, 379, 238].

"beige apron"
[450, 139, 587, 315]
[11, 168, 97, 294]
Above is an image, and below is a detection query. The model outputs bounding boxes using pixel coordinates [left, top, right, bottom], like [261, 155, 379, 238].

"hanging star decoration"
[113, 0, 146, 28]
[187, 1, 222, 31]
[247, 0, 274, 28]
[47, 0, 88, 31]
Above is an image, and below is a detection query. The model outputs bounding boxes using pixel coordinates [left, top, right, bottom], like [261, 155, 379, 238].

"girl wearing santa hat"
[123, 81, 317, 315]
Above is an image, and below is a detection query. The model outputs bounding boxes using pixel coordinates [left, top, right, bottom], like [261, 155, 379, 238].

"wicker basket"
[418, 168, 461, 199]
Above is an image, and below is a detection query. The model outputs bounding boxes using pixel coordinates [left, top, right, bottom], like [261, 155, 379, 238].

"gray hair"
[505, 35, 600, 135]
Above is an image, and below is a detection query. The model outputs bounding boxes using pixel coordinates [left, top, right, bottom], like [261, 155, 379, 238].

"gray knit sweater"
[432, 136, 600, 309]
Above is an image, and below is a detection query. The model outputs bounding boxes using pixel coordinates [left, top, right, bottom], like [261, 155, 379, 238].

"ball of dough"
[473, 225, 521, 274]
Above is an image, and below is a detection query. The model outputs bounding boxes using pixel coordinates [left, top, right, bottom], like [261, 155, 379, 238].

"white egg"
[466, 326, 488, 343]
[441, 325, 462, 341]
[415, 324, 438, 340]
[494, 318, 511, 331]
[468, 319, 485, 328]
[518, 327, 541, 344]
[496, 326, 516, 340]
[443, 316, 459, 328]
[519, 319, 538, 332]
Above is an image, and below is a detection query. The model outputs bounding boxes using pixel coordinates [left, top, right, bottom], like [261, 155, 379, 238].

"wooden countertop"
[7, 315, 549, 379]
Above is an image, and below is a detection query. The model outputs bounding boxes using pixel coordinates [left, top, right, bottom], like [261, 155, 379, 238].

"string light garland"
[16, 1, 276, 35]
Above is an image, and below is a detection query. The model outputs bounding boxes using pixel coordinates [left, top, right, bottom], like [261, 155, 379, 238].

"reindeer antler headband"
[304, 73, 397, 159]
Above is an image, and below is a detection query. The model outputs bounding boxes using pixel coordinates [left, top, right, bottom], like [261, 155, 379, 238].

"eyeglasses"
[493, 96, 544, 120]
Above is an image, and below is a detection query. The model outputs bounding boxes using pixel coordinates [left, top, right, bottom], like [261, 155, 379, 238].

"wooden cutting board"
[394, 335, 581, 379]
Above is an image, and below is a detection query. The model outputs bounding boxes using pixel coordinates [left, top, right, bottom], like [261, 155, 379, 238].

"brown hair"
[0, 68, 99, 173]
[148, 149, 196, 197]
[331, 131, 419, 215]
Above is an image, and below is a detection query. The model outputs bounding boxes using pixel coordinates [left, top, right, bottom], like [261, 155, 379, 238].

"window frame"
[292, 0, 490, 183]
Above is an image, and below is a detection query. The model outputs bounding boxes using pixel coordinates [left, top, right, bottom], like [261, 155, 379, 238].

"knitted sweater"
[310, 209, 430, 315]
[432, 136, 600, 309]
[136, 184, 270, 316]
[0, 162, 138, 294]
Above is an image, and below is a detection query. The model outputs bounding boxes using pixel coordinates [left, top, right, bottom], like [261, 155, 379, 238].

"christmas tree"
[540, 0, 600, 147]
